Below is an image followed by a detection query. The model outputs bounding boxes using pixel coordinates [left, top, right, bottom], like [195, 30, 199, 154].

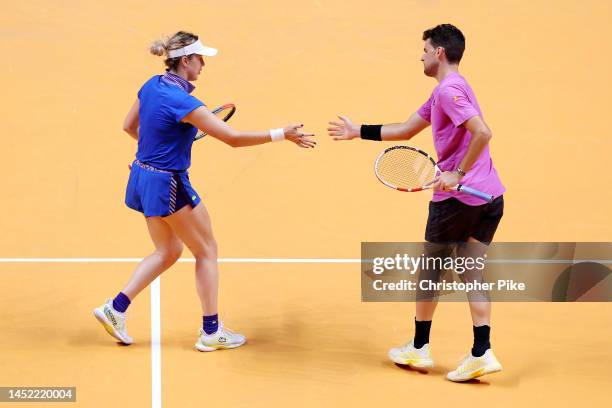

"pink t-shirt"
[417, 72, 505, 206]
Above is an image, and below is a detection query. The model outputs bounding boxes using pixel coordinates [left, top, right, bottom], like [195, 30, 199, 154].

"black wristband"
[360, 124, 383, 141]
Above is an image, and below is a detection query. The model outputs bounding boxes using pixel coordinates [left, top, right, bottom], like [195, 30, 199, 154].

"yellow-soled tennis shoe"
[195, 322, 246, 352]
[447, 349, 502, 382]
[388, 341, 434, 368]
[93, 299, 133, 345]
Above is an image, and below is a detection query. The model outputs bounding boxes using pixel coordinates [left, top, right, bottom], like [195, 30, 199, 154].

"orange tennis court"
[1, 0, 611, 406]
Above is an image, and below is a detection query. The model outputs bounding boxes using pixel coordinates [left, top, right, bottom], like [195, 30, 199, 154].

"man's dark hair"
[422, 24, 465, 64]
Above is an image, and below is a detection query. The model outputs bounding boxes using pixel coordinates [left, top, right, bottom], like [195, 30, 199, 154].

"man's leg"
[447, 197, 505, 382]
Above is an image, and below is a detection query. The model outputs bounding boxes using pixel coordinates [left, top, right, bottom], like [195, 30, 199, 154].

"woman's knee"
[191, 239, 218, 261]
[157, 241, 184, 266]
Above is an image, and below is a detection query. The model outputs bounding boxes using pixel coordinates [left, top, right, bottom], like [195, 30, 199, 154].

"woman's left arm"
[183, 106, 315, 148]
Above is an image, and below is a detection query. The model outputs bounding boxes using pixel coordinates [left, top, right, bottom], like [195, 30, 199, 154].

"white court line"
[0, 258, 610, 264]
[150, 277, 161, 408]
[0, 258, 362, 263]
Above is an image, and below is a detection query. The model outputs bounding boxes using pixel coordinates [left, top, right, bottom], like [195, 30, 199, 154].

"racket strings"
[376, 149, 436, 189]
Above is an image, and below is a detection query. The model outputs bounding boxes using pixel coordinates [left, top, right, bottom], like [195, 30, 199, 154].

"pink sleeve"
[416, 94, 433, 123]
[439, 85, 479, 127]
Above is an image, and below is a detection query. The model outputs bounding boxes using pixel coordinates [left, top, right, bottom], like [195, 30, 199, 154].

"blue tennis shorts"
[125, 160, 202, 217]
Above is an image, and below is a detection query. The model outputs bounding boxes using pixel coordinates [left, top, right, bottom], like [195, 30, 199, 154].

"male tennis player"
[328, 24, 505, 381]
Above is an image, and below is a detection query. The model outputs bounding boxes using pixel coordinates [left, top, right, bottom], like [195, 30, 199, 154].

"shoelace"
[222, 327, 236, 336]
[106, 300, 126, 330]
[217, 322, 239, 336]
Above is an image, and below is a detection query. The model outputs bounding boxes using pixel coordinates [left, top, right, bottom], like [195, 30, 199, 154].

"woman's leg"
[94, 215, 182, 344]
[163, 202, 246, 351]
[163, 203, 218, 316]
[121, 216, 184, 300]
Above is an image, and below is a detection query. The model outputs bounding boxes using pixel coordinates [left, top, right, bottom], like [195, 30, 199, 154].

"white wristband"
[270, 128, 285, 142]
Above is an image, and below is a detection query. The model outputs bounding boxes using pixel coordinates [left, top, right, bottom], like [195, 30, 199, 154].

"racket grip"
[457, 185, 494, 203]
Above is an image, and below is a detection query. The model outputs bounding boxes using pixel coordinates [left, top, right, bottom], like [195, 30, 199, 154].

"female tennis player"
[94, 31, 315, 352]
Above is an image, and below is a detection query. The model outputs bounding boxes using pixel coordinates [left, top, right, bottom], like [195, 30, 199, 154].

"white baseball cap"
[167, 40, 217, 58]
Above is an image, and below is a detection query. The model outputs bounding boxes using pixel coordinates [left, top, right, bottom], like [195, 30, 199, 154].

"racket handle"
[456, 185, 494, 203]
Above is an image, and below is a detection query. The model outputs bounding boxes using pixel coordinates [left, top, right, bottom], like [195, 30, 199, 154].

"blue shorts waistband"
[134, 160, 186, 174]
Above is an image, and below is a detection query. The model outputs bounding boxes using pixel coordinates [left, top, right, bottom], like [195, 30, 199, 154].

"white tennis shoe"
[388, 341, 434, 368]
[195, 322, 246, 352]
[447, 349, 502, 382]
[93, 299, 133, 345]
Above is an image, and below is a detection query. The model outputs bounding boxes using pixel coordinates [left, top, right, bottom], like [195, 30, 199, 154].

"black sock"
[472, 325, 491, 357]
[413, 318, 432, 349]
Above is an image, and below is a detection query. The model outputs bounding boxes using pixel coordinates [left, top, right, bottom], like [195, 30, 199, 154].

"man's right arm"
[380, 112, 430, 141]
[327, 112, 430, 141]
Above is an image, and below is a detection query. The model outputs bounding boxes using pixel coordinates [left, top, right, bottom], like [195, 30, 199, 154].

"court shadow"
[453, 378, 490, 386]
[385, 360, 511, 386]
[394, 363, 430, 375]
[383, 360, 445, 376]
[159, 332, 284, 353]
[67, 328, 143, 349]
[485, 361, 542, 388]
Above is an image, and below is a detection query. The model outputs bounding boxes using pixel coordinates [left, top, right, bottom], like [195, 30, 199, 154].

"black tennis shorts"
[425, 196, 504, 244]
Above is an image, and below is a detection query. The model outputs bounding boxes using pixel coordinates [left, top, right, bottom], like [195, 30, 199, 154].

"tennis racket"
[194, 103, 236, 141]
[374, 145, 494, 203]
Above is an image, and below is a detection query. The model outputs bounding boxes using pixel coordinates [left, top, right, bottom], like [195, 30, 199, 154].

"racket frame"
[374, 145, 494, 203]
[194, 103, 236, 141]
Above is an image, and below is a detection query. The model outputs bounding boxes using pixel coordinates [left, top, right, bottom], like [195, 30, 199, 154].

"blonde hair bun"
[149, 32, 199, 70]
[149, 39, 167, 57]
